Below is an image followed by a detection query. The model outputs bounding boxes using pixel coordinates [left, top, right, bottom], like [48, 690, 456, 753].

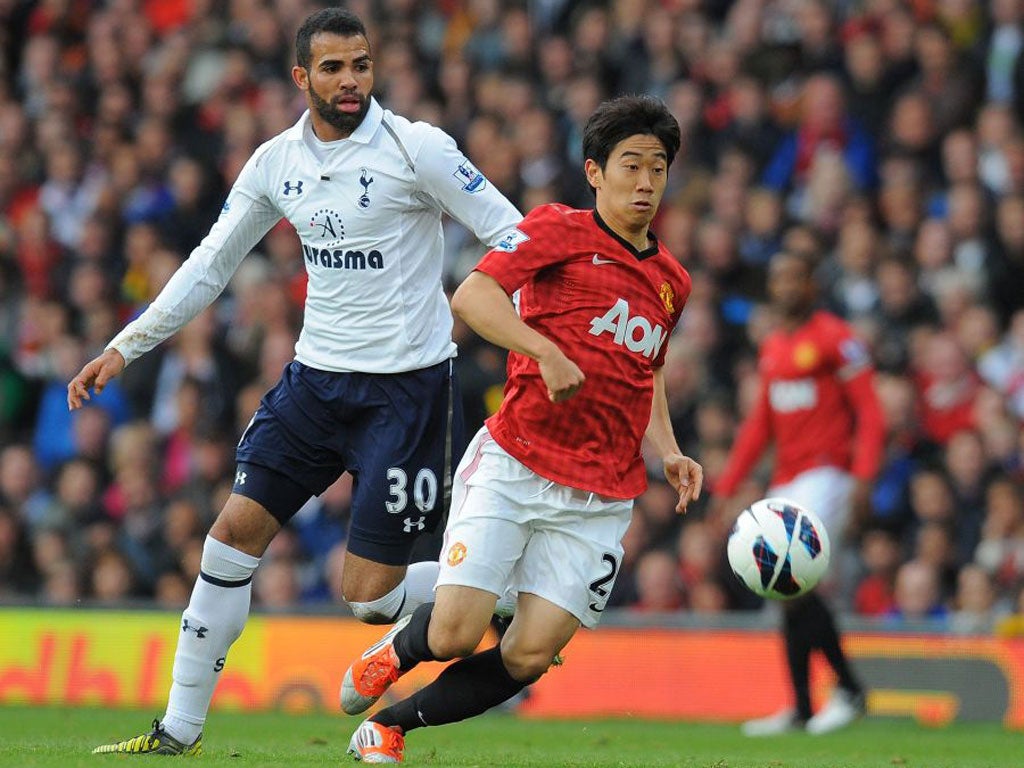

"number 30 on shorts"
[385, 467, 438, 514]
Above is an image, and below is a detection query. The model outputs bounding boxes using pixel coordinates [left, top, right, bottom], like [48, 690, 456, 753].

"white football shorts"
[437, 427, 633, 628]
[769, 465, 856, 595]
[768, 465, 855, 541]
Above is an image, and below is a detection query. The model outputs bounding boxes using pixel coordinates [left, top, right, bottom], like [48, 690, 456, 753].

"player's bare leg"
[208, 493, 282, 554]
[340, 551, 440, 625]
[496, 592, 578, 680]
[347, 591, 578, 762]
[341, 584, 497, 715]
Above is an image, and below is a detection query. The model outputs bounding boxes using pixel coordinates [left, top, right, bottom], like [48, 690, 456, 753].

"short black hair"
[581, 95, 681, 171]
[772, 248, 818, 276]
[295, 8, 368, 70]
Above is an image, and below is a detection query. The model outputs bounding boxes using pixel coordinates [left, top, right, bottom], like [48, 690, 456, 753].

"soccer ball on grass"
[726, 497, 831, 600]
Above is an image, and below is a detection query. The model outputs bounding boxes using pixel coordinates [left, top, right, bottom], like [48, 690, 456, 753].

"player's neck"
[780, 307, 814, 331]
[595, 207, 652, 251]
[309, 115, 354, 142]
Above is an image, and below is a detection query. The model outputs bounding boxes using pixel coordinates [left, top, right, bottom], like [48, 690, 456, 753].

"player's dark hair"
[296, 8, 368, 70]
[773, 249, 818, 277]
[582, 95, 681, 171]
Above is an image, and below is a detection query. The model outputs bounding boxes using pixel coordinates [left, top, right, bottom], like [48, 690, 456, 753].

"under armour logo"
[182, 619, 208, 638]
[283, 180, 303, 196]
[403, 516, 426, 533]
[235, 470, 247, 486]
[358, 168, 373, 209]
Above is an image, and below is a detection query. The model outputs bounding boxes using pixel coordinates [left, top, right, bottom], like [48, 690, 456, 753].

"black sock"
[783, 600, 815, 721]
[392, 602, 436, 670]
[803, 592, 862, 695]
[371, 646, 526, 732]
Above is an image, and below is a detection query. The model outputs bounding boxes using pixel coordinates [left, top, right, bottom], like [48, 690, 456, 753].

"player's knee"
[427, 621, 486, 660]
[347, 581, 407, 625]
[349, 602, 396, 625]
[500, 646, 550, 683]
[208, 500, 278, 556]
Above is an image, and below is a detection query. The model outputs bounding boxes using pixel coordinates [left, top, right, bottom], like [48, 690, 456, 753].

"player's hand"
[663, 453, 703, 513]
[67, 348, 125, 410]
[537, 347, 585, 403]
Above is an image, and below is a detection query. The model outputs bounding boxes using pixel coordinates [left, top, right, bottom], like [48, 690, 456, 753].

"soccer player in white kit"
[70, 8, 521, 756]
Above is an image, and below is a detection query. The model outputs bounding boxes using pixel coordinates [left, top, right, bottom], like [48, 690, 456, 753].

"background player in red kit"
[339, 95, 703, 763]
[715, 249, 886, 736]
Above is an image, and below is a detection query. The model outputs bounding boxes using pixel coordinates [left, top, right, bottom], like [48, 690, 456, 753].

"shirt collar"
[286, 97, 384, 145]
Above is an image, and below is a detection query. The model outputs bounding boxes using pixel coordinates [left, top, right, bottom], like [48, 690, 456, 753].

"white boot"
[806, 689, 866, 735]
[741, 708, 805, 737]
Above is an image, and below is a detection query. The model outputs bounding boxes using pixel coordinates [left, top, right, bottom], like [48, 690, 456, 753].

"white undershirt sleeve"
[107, 192, 281, 365]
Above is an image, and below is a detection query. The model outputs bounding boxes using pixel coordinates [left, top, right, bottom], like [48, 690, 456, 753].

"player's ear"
[584, 158, 603, 192]
[292, 65, 310, 91]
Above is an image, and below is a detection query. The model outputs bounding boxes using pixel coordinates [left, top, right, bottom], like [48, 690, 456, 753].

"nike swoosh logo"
[589, 602, 605, 612]
[592, 254, 616, 266]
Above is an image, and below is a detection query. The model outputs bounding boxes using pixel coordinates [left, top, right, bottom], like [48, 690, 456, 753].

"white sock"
[161, 537, 259, 743]
[401, 560, 439, 617]
[348, 561, 440, 624]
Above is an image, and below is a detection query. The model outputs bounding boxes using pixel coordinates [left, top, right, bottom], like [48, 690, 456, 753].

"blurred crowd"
[0, 0, 1023, 635]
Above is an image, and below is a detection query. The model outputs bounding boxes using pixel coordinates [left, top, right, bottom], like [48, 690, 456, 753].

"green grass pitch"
[2, 706, 1020, 768]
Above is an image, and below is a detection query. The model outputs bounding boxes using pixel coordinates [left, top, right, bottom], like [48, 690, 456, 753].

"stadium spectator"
[633, 549, 685, 612]
[912, 520, 959, 602]
[853, 527, 901, 617]
[978, 309, 1024, 417]
[950, 563, 1002, 634]
[675, 519, 728, 612]
[914, 332, 981, 445]
[762, 74, 877, 217]
[0, 505, 37, 595]
[888, 559, 949, 624]
[974, 476, 1024, 598]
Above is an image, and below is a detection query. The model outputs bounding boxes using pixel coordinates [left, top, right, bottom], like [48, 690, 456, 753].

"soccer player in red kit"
[715, 249, 885, 736]
[340, 95, 703, 763]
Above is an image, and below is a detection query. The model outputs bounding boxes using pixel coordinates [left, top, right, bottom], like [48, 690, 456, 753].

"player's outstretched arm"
[451, 271, 584, 402]
[67, 348, 125, 410]
[646, 368, 702, 512]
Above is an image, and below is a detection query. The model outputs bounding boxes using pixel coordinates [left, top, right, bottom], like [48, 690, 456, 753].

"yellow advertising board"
[3, 608, 1023, 726]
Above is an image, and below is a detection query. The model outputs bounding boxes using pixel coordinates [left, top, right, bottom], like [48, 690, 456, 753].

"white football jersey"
[107, 98, 522, 373]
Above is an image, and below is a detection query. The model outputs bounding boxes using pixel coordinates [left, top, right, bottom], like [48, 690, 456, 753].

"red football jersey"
[716, 310, 885, 496]
[475, 204, 691, 499]
[913, 369, 979, 444]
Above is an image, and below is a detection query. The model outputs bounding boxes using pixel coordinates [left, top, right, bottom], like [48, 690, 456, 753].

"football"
[727, 497, 831, 600]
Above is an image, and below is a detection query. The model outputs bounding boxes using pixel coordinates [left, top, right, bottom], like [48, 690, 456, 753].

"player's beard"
[309, 84, 369, 136]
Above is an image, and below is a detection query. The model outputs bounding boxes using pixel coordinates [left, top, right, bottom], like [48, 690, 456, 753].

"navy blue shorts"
[235, 359, 465, 566]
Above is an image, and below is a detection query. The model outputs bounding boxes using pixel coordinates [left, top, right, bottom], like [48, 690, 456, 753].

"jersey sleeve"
[106, 153, 282, 366]
[716, 374, 772, 497]
[834, 328, 872, 381]
[831, 324, 886, 481]
[472, 204, 572, 295]
[413, 125, 523, 248]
